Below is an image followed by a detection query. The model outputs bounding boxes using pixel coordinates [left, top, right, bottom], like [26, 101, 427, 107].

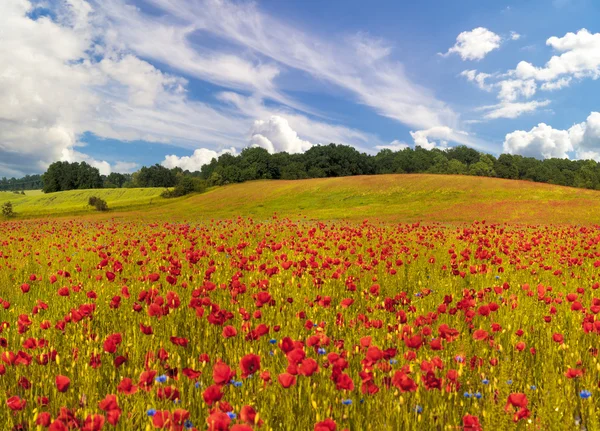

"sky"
[2, 0, 600, 177]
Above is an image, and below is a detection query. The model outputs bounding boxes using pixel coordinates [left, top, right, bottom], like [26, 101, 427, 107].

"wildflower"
[146, 409, 157, 417]
[317, 348, 326, 355]
[580, 390, 592, 399]
[227, 412, 237, 420]
[342, 399, 352, 405]
[482, 379, 489, 385]
[156, 375, 167, 383]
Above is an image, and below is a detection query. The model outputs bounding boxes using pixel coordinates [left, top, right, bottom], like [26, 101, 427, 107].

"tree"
[136, 165, 177, 188]
[2, 201, 14, 218]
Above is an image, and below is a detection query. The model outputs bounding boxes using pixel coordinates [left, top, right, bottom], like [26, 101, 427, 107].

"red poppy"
[278, 372, 297, 388]
[462, 414, 482, 431]
[212, 361, 235, 385]
[55, 375, 70, 392]
[315, 418, 337, 431]
[6, 396, 26, 411]
[203, 384, 223, 406]
[240, 354, 261, 378]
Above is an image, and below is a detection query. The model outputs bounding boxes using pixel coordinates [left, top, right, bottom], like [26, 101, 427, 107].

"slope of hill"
[147, 174, 600, 224]
[3, 175, 600, 224]
[0, 188, 169, 217]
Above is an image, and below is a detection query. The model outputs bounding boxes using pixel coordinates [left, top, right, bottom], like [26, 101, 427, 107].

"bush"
[2, 201, 14, 218]
[88, 196, 108, 211]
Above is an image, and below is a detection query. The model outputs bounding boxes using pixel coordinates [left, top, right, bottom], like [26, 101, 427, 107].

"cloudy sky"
[2, 0, 600, 177]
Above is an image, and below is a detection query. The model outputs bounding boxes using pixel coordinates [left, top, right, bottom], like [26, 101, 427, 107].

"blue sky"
[1, 0, 600, 176]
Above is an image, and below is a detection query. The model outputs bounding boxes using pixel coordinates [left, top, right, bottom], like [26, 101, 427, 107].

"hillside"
[141, 174, 600, 224]
[3, 174, 600, 224]
[0, 188, 169, 217]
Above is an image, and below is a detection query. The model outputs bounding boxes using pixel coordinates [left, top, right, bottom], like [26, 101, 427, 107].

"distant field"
[0, 188, 169, 217]
[3, 175, 600, 224]
[150, 174, 600, 224]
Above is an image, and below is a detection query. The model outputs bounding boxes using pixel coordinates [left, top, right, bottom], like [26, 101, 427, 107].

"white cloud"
[113, 161, 139, 173]
[441, 27, 502, 61]
[375, 140, 409, 152]
[410, 126, 470, 150]
[250, 116, 312, 154]
[510, 31, 521, 41]
[497, 79, 537, 102]
[515, 29, 600, 88]
[124, 0, 459, 130]
[503, 123, 572, 159]
[162, 147, 237, 172]
[503, 112, 600, 160]
[478, 100, 551, 119]
[460, 70, 493, 91]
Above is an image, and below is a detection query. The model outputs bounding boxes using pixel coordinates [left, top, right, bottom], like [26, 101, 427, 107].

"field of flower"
[2, 215, 600, 430]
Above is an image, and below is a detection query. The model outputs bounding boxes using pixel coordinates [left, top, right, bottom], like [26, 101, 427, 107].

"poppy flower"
[240, 354, 261, 378]
[278, 372, 297, 388]
[6, 396, 26, 411]
[203, 384, 223, 406]
[56, 375, 70, 392]
[462, 414, 482, 431]
[213, 361, 235, 385]
[314, 418, 337, 431]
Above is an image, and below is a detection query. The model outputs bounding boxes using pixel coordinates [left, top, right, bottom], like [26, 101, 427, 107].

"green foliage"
[42, 161, 102, 193]
[135, 164, 177, 188]
[87, 196, 108, 211]
[1, 201, 14, 217]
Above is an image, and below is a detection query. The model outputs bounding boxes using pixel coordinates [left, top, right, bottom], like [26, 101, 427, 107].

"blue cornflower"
[495, 276, 500, 279]
[269, 338, 277, 344]
[474, 392, 482, 399]
[317, 348, 326, 355]
[360, 398, 365, 404]
[342, 399, 353, 405]
[269, 351, 274, 356]
[580, 390, 592, 399]
[227, 412, 237, 420]
[455, 356, 464, 363]
[389, 359, 398, 365]
[530, 385, 537, 390]
[233, 381, 243, 388]
[414, 406, 423, 414]
[506, 380, 513, 385]
[146, 409, 157, 417]
[184, 420, 194, 429]
[464, 392, 472, 398]
[482, 379, 489, 385]
[155, 375, 167, 383]
[195, 382, 201, 388]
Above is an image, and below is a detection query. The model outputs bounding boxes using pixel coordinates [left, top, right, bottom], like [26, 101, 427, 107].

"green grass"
[4, 174, 600, 224]
[147, 174, 600, 224]
[0, 188, 170, 217]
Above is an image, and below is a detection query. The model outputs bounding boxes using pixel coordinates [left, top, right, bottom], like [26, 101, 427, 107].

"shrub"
[2, 201, 14, 218]
[88, 196, 108, 211]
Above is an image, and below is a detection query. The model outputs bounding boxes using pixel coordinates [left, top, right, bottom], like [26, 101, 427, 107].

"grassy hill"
[3, 174, 600, 224]
[0, 188, 169, 218]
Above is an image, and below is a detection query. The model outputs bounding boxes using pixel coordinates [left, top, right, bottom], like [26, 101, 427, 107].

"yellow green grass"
[148, 174, 600, 224]
[4, 174, 600, 224]
[0, 188, 170, 218]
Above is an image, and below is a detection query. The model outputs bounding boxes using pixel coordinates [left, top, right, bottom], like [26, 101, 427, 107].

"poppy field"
[2, 217, 600, 430]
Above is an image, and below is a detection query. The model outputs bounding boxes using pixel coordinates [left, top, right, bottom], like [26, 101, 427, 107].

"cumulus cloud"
[503, 112, 600, 160]
[113, 161, 139, 173]
[162, 147, 237, 171]
[515, 29, 600, 86]
[503, 123, 573, 159]
[441, 27, 502, 61]
[375, 140, 409, 152]
[410, 127, 470, 150]
[250, 116, 312, 154]
[460, 70, 493, 91]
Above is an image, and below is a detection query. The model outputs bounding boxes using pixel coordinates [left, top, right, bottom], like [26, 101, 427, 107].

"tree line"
[6, 144, 600, 195]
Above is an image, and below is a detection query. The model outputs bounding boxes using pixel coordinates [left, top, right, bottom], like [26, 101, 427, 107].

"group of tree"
[198, 144, 600, 190]
[9, 143, 600, 196]
[0, 174, 43, 191]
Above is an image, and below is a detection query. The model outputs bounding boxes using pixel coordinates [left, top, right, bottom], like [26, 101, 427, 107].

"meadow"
[0, 188, 169, 218]
[2, 175, 600, 430]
